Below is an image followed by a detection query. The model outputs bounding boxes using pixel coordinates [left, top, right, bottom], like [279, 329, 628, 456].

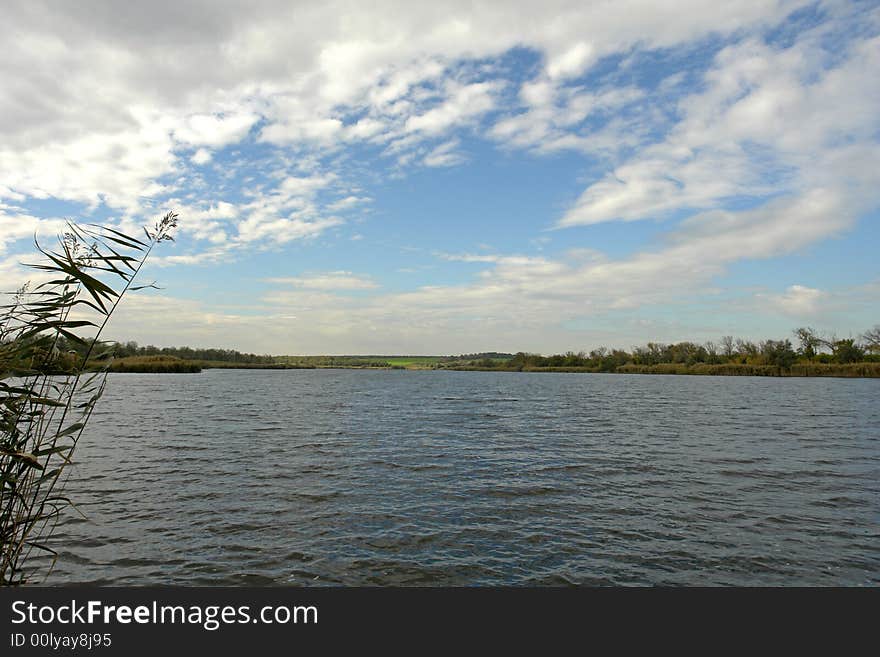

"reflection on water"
[41, 369, 880, 585]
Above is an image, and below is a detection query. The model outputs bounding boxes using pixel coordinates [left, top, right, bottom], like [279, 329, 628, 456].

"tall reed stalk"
[0, 212, 177, 585]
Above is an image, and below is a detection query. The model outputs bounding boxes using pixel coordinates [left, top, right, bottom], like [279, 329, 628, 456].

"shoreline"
[101, 361, 880, 378]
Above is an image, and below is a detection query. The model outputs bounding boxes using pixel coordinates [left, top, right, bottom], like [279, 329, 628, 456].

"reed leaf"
[0, 211, 177, 586]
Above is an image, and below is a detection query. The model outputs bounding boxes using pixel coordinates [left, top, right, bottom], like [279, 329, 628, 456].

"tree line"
[490, 325, 880, 372]
[94, 340, 275, 364]
[34, 325, 879, 375]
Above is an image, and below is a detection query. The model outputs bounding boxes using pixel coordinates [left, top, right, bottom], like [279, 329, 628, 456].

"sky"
[1, 0, 878, 355]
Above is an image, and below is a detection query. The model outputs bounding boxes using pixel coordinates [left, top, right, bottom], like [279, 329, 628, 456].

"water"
[40, 369, 879, 585]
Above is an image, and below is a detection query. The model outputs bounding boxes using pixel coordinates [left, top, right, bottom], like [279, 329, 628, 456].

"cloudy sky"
[1, 0, 878, 354]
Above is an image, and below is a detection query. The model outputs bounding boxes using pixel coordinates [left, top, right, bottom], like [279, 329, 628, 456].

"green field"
[383, 356, 444, 368]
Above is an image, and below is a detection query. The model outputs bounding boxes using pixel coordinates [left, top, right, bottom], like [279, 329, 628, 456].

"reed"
[788, 362, 880, 377]
[615, 362, 880, 377]
[0, 213, 177, 585]
[100, 355, 202, 373]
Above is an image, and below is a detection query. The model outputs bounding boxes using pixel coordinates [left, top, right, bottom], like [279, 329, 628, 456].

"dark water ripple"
[34, 370, 880, 586]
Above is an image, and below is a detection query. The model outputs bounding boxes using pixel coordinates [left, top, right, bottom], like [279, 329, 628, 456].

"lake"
[42, 369, 879, 585]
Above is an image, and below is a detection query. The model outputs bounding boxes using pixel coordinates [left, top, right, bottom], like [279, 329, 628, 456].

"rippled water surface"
[43, 369, 879, 585]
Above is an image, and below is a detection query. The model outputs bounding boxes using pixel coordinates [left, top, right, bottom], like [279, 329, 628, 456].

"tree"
[832, 338, 864, 364]
[589, 347, 608, 359]
[704, 341, 718, 363]
[762, 339, 797, 369]
[794, 327, 821, 360]
[720, 336, 735, 359]
[735, 339, 759, 360]
[862, 325, 880, 354]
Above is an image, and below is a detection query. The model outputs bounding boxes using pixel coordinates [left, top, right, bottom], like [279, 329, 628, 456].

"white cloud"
[0, 211, 67, 255]
[0, 0, 810, 222]
[236, 215, 342, 244]
[220, 172, 344, 246]
[326, 195, 371, 211]
[757, 284, 827, 316]
[260, 116, 344, 146]
[423, 140, 466, 167]
[276, 174, 335, 198]
[488, 81, 645, 155]
[546, 42, 595, 80]
[344, 117, 387, 140]
[174, 112, 259, 148]
[143, 170, 351, 259]
[558, 27, 880, 227]
[404, 80, 502, 135]
[0, 116, 176, 214]
[265, 271, 378, 290]
[191, 148, 212, 165]
[150, 248, 233, 267]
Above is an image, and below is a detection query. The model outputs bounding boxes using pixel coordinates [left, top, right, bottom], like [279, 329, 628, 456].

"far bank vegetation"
[491, 327, 880, 377]
[35, 325, 880, 378]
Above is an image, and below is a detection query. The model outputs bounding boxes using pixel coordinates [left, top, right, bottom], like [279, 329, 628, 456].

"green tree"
[862, 325, 880, 354]
[720, 335, 735, 359]
[832, 338, 864, 364]
[762, 339, 797, 369]
[794, 327, 821, 360]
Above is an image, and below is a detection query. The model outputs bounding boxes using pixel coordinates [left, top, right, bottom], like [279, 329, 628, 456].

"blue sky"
[1, 0, 878, 354]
